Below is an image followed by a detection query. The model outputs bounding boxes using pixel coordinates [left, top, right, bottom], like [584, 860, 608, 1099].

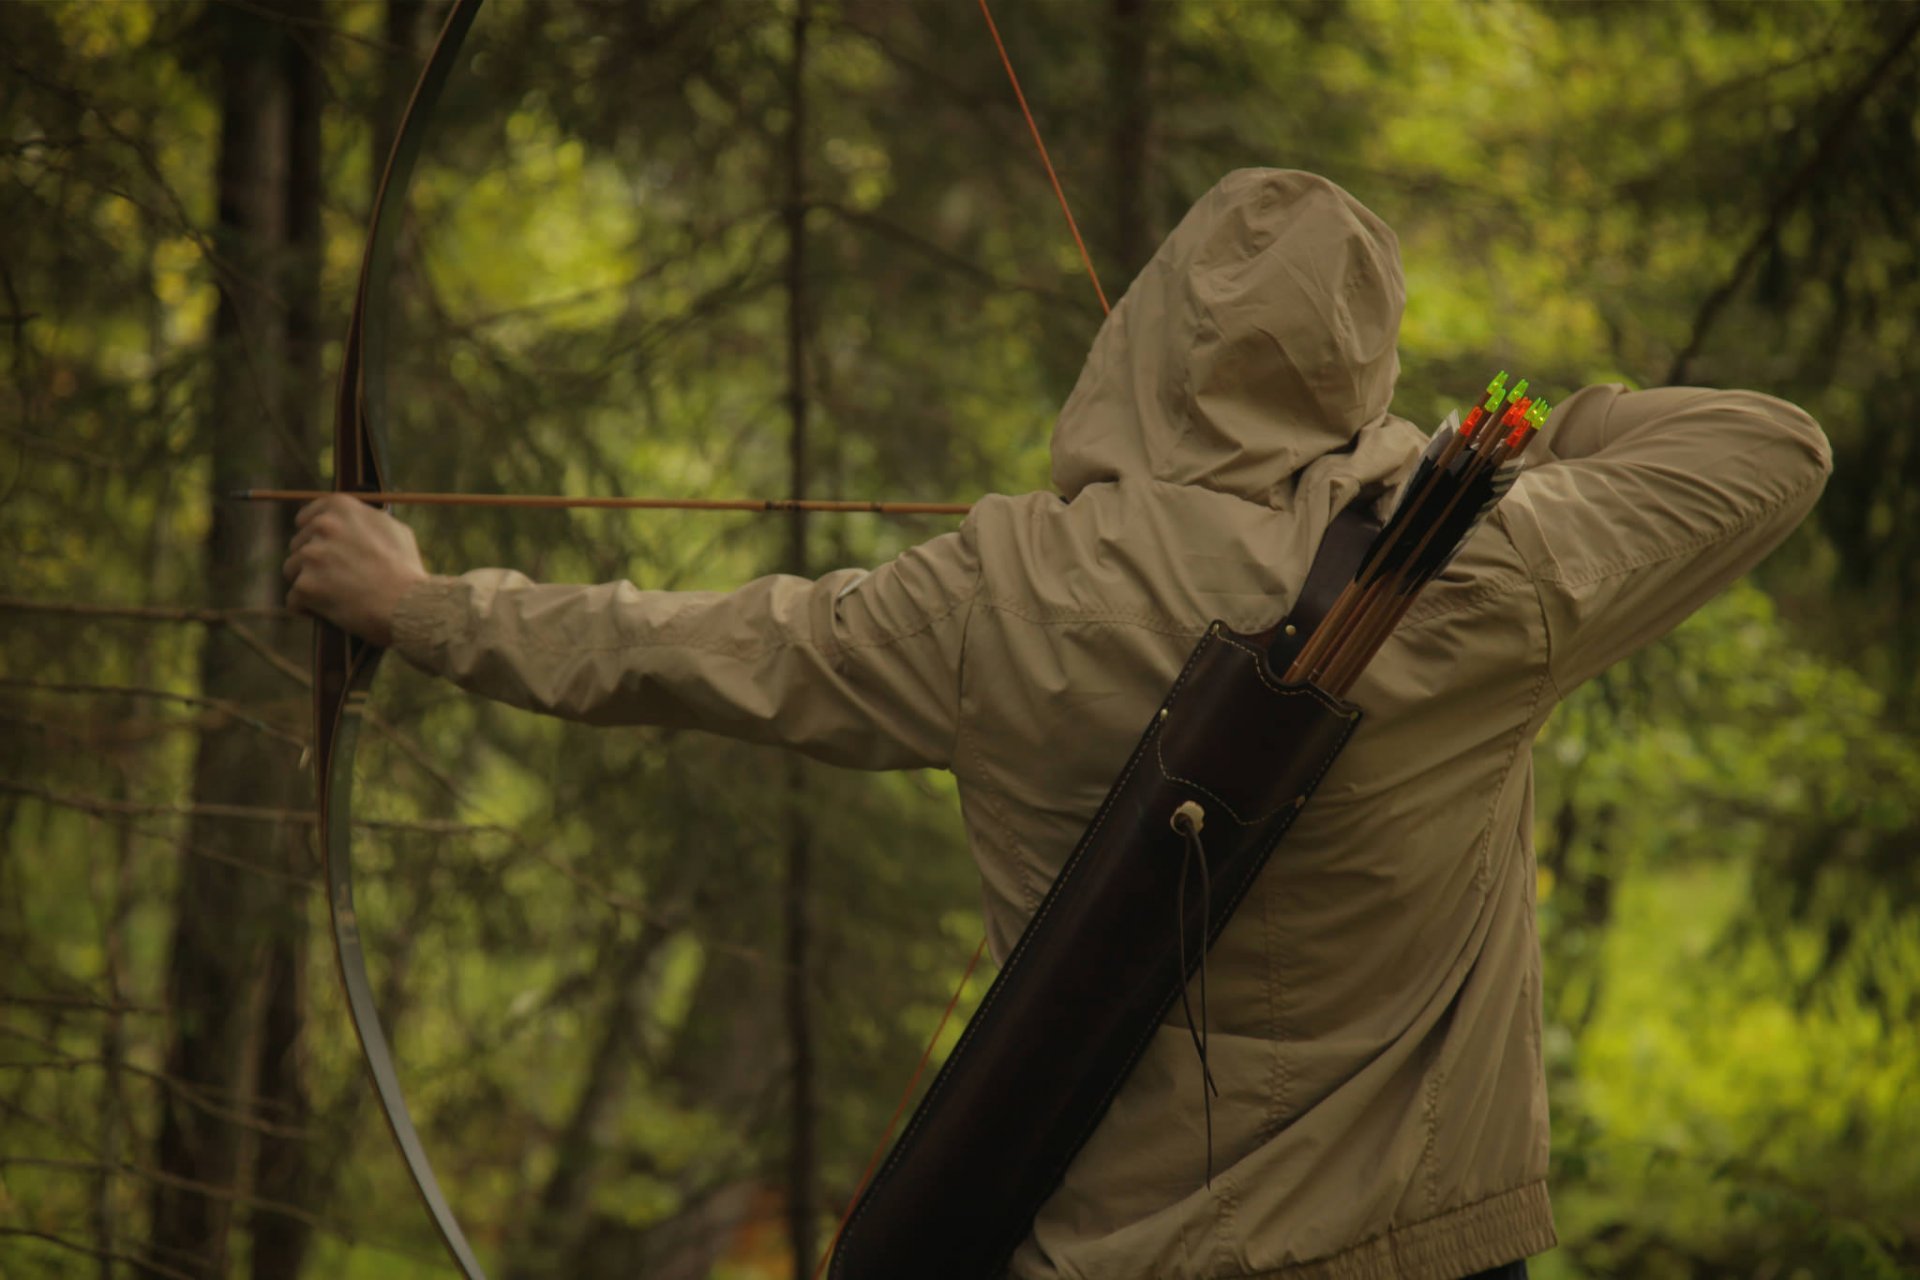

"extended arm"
[285, 494, 981, 771]
[1495, 383, 1832, 695]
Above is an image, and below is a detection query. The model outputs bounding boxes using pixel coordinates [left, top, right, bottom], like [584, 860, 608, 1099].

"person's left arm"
[284, 494, 980, 771]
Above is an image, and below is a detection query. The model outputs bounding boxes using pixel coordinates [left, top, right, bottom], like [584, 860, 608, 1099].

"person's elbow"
[1747, 391, 1834, 488]
[1688, 388, 1833, 526]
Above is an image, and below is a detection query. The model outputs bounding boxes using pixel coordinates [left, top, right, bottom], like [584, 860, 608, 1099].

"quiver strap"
[829, 503, 1382, 1280]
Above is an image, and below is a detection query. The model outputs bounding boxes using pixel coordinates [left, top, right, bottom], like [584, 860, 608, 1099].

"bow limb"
[315, 2, 487, 1276]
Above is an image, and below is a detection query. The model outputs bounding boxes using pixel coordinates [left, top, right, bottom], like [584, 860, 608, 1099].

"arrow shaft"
[236, 489, 973, 515]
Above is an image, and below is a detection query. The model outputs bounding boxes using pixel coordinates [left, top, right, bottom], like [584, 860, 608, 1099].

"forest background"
[4, 0, 1918, 1277]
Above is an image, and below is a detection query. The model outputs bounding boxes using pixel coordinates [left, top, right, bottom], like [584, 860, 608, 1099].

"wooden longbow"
[314, 2, 488, 1275]
[313, 5, 1103, 1276]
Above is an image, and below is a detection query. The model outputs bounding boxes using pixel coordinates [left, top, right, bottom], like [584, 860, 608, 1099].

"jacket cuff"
[390, 575, 469, 674]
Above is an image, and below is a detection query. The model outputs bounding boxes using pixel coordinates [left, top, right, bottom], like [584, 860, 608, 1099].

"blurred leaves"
[3, 0, 1918, 1276]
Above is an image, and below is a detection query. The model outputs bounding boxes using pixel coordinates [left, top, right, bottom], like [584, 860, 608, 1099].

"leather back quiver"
[829, 504, 1379, 1280]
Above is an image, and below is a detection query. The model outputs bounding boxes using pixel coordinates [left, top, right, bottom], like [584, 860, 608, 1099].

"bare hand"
[284, 495, 429, 647]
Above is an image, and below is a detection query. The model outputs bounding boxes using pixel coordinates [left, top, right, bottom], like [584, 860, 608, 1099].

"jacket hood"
[1052, 169, 1422, 513]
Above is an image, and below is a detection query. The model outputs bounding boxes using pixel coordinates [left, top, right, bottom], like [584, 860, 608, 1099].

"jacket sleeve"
[1494, 383, 1832, 696]
[387, 528, 982, 771]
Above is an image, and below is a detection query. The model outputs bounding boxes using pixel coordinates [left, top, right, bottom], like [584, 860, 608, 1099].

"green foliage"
[2, 0, 1915, 1276]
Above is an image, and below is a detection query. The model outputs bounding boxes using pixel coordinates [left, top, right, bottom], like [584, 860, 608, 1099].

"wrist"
[387, 574, 464, 669]
[371, 569, 428, 647]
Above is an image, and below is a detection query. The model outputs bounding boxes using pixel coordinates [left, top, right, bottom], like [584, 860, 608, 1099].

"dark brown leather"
[1257, 496, 1382, 673]
[829, 503, 1380, 1280]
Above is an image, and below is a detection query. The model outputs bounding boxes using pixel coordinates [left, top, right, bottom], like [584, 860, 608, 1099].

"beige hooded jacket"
[391, 170, 1832, 1279]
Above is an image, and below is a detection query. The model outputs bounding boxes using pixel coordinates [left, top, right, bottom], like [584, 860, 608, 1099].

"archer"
[286, 168, 1830, 1280]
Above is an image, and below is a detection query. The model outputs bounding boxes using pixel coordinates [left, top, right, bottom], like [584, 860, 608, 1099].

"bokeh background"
[4, 1, 1916, 1276]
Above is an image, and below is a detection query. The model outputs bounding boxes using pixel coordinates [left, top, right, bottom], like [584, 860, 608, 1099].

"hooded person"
[286, 168, 1832, 1279]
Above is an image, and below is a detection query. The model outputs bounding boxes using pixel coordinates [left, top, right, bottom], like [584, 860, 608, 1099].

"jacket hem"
[1240, 1180, 1556, 1280]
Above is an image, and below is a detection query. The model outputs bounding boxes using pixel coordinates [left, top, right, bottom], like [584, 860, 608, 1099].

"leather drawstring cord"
[1170, 800, 1220, 1187]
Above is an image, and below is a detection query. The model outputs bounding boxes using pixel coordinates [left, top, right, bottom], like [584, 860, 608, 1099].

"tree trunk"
[247, 6, 324, 1275]
[148, 4, 307, 1277]
[508, 929, 668, 1280]
[782, 0, 819, 1270]
[375, 0, 426, 206]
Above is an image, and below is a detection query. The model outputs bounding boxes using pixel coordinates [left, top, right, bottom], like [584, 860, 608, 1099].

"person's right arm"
[1492, 383, 1832, 697]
